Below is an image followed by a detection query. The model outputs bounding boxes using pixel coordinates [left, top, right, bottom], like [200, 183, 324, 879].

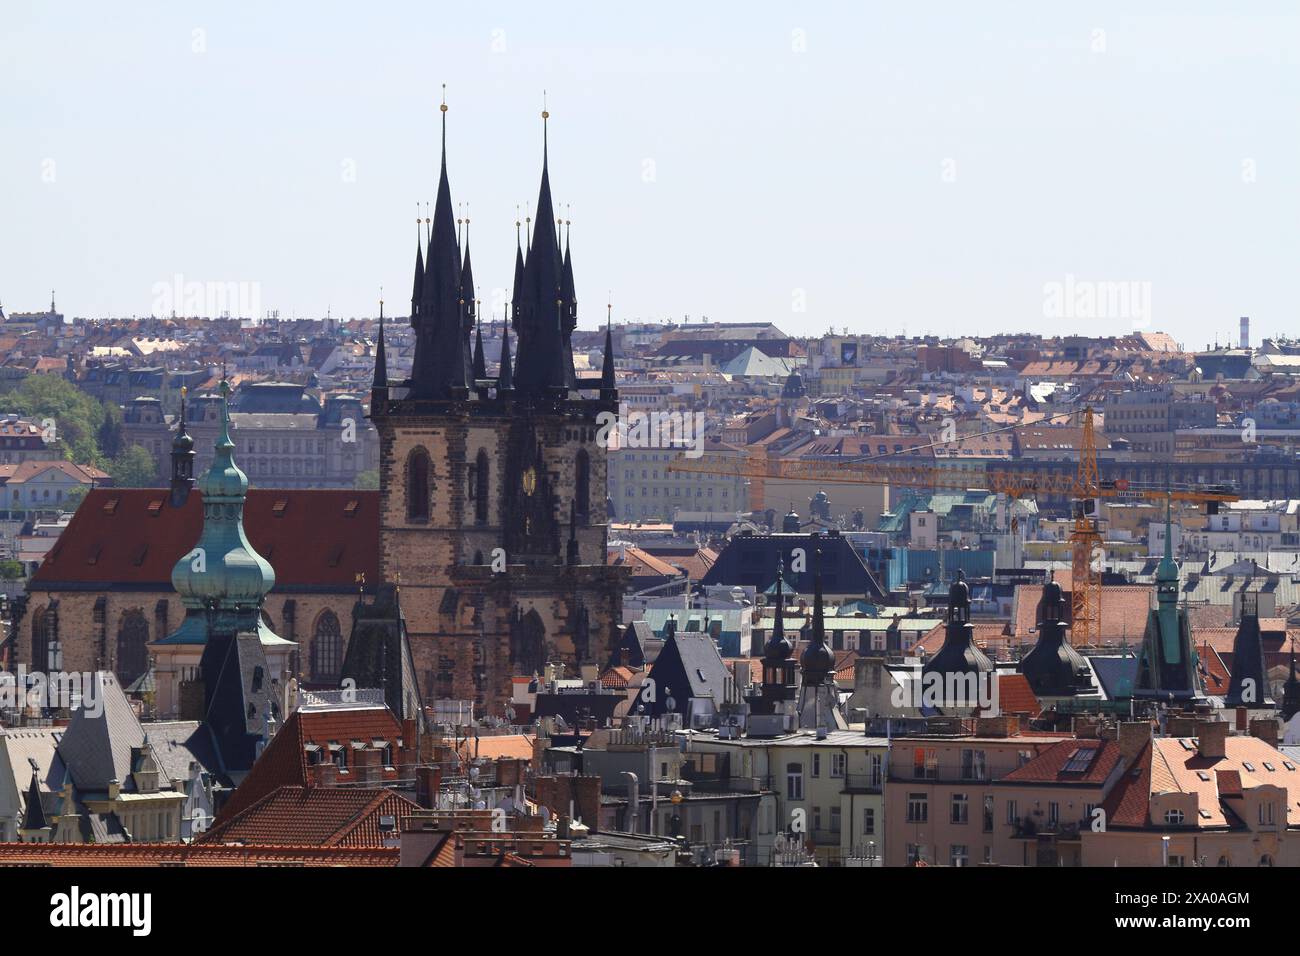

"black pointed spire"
[169, 386, 196, 508]
[497, 323, 514, 394]
[373, 299, 388, 390]
[409, 88, 472, 399]
[472, 319, 487, 380]
[410, 208, 425, 318]
[21, 768, 48, 833]
[800, 541, 834, 682]
[511, 101, 575, 398]
[601, 302, 617, 395]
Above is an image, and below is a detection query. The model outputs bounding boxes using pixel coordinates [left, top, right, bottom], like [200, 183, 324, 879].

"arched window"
[116, 610, 150, 688]
[311, 610, 343, 682]
[31, 606, 50, 671]
[1259, 854, 1274, 867]
[575, 449, 591, 525]
[406, 448, 430, 522]
[473, 449, 489, 525]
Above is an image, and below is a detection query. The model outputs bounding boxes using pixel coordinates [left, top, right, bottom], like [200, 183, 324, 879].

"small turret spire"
[373, 297, 388, 390]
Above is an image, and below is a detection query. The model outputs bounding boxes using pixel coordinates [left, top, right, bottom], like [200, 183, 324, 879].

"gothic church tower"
[369, 100, 624, 713]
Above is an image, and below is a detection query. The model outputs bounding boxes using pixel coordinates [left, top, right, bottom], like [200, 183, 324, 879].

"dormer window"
[1164, 809, 1185, 825]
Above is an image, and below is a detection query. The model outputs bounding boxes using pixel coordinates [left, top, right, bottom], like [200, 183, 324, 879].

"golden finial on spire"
[542, 89, 549, 120]
[440, 83, 448, 113]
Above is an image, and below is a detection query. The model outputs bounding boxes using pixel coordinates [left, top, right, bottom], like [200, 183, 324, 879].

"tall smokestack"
[1240, 316, 1250, 350]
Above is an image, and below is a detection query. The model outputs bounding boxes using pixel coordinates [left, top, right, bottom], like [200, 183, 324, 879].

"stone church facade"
[10, 105, 625, 717]
[369, 105, 625, 712]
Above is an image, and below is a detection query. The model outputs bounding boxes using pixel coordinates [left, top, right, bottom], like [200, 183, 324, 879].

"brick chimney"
[316, 761, 339, 787]
[1118, 721, 1153, 762]
[1196, 720, 1228, 760]
[1249, 718, 1280, 749]
[573, 775, 601, 831]
[416, 765, 441, 809]
[497, 757, 522, 788]
[356, 748, 382, 786]
[1235, 707, 1248, 732]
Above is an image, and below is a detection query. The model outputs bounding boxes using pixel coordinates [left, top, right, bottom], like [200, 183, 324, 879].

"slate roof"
[56, 673, 154, 793]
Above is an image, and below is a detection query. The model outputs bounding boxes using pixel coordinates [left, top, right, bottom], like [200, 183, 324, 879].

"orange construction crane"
[667, 406, 1237, 644]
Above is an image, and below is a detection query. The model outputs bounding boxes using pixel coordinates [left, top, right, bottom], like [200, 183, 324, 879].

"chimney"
[356, 748, 382, 786]
[1118, 721, 1153, 762]
[1235, 707, 1248, 732]
[1249, 717, 1280, 749]
[316, 761, 339, 788]
[1240, 316, 1250, 350]
[1196, 720, 1228, 760]
[574, 775, 601, 831]
[402, 717, 417, 751]
[416, 765, 441, 809]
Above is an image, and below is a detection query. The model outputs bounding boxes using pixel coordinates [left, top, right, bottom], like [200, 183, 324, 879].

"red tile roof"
[995, 674, 1041, 718]
[197, 785, 419, 847]
[0, 842, 396, 866]
[31, 488, 380, 590]
[215, 705, 403, 823]
[1001, 739, 1121, 785]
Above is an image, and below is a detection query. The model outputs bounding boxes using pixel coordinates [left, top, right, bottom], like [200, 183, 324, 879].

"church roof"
[31, 488, 380, 592]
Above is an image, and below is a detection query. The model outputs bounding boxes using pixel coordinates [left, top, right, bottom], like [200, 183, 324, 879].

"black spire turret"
[1020, 575, 1093, 698]
[1225, 589, 1274, 708]
[600, 303, 617, 398]
[1283, 641, 1300, 722]
[373, 299, 388, 392]
[922, 570, 994, 702]
[410, 212, 424, 318]
[409, 91, 473, 399]
[169, 386, 196, 508]
[511, 105, 576, 398]
[497, 323, 514, 394]
[800, 545, 835, 683]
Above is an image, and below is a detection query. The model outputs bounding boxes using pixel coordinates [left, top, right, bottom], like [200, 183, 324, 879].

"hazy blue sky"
[2, 2, 1297, 345]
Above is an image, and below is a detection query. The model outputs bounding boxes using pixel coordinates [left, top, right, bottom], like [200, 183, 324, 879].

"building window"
[812, 754, 821, 778]
[983, 795, 994, 832]
[472, 449, 490, 525]
[951, 793, 969, 824]
[406, 447, 431, 522]
[830, 753, 846, 779]
[1163, 808, 1184, 826]
[950, 844, 969, 868]
[907, 793, 928, 824]
[115, 610, 150, 688]
[311, 610, 343, 682]
[1005, 800, 1018, 826]
[960, 749, 986, 780]
[863, 808, 875, 835]
[575, 448, 590, 524]
[830, 807, 841, 834]
[786, 763, 804, 801]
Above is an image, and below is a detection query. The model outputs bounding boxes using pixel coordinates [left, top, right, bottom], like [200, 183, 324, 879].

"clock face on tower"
[522, 466, 537, 496]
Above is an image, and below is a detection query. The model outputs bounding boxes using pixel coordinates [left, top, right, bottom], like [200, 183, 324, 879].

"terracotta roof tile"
[198, 785, 418, 847]
[31, 488, 380, 590]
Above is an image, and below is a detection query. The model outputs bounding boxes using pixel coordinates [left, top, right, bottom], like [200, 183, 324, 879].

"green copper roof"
[167, 379, 278, 638]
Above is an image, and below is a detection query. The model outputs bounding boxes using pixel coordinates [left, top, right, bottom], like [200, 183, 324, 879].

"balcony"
[1011, 817, 1087, 841]
[841, 773, 884, 794]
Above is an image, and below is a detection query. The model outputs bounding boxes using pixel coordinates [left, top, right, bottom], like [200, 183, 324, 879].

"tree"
[0, 373, 111, 466]
[354, 468, 379, 491]
[108, 444, 160, 489]
[0, 560, 24, 580]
